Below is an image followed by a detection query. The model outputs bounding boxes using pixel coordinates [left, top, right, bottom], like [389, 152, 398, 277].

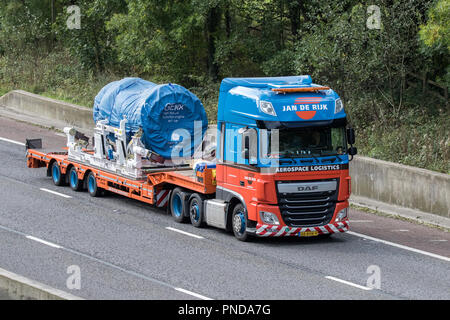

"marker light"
[335, 98, 344, 114]
[260, 211, 280, 225]
[259, 101, 277, 116]
[336, 208, 348, 221]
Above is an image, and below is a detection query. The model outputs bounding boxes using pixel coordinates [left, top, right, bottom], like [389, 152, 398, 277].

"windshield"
[264, 126, 347, 158]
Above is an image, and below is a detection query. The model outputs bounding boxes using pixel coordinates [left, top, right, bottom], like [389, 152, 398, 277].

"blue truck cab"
[214, 76, 356, 240]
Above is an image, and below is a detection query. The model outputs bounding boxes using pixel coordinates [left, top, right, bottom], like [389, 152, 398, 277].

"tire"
[68, 167, 83, 191]
[231, 203, 249, 241]
[51, 161, 65, 186]
[189, 193, 205, 228]
[170, 188, 187, 223]
[87, 172, 101, 197]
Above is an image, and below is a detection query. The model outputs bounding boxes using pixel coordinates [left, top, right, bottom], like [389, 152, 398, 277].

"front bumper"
[252, 220, 349, 237]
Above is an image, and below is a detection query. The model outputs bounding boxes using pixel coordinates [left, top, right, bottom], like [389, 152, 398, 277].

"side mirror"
[347, 128, 355, 145]
[348, 146, 357, 156]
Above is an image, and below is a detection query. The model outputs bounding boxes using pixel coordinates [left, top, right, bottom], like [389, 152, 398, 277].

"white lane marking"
[40, 188, 72, 199]
[429, 239, 448, 242]
[349, 220, 373, 223]
[0, 136, 25, 146]
[325, 276, 372, 291]
[175, 287, 213, 300]
[392, 229, 409, 232]
[26, 235, 62, 249]
[347, 231, 450, 262]
[166, 227, 204, 239]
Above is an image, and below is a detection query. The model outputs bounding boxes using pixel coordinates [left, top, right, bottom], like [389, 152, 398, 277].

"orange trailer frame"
[26, 149, 217, 206]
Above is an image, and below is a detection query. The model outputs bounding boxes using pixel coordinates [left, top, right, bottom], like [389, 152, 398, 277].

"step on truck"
[26, 76, 357, 241]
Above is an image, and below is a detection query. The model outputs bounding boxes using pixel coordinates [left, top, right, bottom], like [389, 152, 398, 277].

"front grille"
[277, 179, 338, 227]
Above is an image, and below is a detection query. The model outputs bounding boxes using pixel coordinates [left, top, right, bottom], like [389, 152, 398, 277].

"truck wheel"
[51, 162, 65, 186]
[170, 188, 187, 223]
[232, 204, 249, 242]
[69, 167, 83, 191]
[189, 193, 205, 228]
[87, 172, 101, 197]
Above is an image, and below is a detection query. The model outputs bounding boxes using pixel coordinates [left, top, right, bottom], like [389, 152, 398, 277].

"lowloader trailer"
[26, 76, 357, 241]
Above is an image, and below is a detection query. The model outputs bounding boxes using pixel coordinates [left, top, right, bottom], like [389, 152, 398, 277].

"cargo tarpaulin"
[93, 78, 208, 159]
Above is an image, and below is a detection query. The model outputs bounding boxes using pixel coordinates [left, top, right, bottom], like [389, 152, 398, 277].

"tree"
[419, 0, 449, 86]
[107, 0, 207, 83]
[420, 0, 450, 50]
[0, 0, 53, 54]
[294, 1, 434, 123]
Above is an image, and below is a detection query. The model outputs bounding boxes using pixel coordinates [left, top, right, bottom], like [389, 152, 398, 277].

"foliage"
[0, 0, 448, 173]
[419, 0, 450, 86]
[106, 0, 207, 83]
[0, 0, 53, 59]
[419, 0, 450, 50]
[54, 0, 127, 73]
[293, 1, 432, 125]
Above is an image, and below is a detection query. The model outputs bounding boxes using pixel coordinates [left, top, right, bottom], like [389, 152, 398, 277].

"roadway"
[0, 116, 449, 300]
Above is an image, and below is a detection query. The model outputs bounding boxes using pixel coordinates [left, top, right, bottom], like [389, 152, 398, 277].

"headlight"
[259, 101, 277, 116]
[335, 98, 344, 114]
[260, 211, 280, 225]
[336, 208, 348, 221]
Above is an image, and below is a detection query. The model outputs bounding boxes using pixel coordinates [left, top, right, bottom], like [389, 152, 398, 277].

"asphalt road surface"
[0, 116, 449, 300]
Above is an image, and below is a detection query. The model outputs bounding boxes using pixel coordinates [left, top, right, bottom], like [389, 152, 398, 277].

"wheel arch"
[226, 197, 243, 232]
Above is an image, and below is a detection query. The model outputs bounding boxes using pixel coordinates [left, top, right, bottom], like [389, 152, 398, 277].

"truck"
[26, 75, 357, 241]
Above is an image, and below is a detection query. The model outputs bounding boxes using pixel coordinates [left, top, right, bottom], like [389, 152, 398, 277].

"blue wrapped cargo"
[93, 78, 208, 159]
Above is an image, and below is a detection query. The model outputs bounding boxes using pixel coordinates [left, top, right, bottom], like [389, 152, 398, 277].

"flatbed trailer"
[27, 148, 216, 208]
[26, 145, 350, 241]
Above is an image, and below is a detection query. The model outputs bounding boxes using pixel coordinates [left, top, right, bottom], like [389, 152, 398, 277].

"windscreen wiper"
[279, 159, 295, 165]
[310, 153, 321, 163]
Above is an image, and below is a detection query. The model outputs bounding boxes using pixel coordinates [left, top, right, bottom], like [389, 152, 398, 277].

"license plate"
[299, 231, 319, 237]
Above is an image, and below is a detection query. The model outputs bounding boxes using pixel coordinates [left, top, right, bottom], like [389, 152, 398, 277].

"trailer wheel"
[232, 204, 249, 242]
[87, 172, 101, 197]
[69, 167, 83, 191]
[170, 187, 187, 223]
[51, 162, 65, 186]
[189, 193, 205, 228]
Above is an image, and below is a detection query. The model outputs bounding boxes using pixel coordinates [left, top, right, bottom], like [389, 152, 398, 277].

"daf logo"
[298, 185, 318, 192]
